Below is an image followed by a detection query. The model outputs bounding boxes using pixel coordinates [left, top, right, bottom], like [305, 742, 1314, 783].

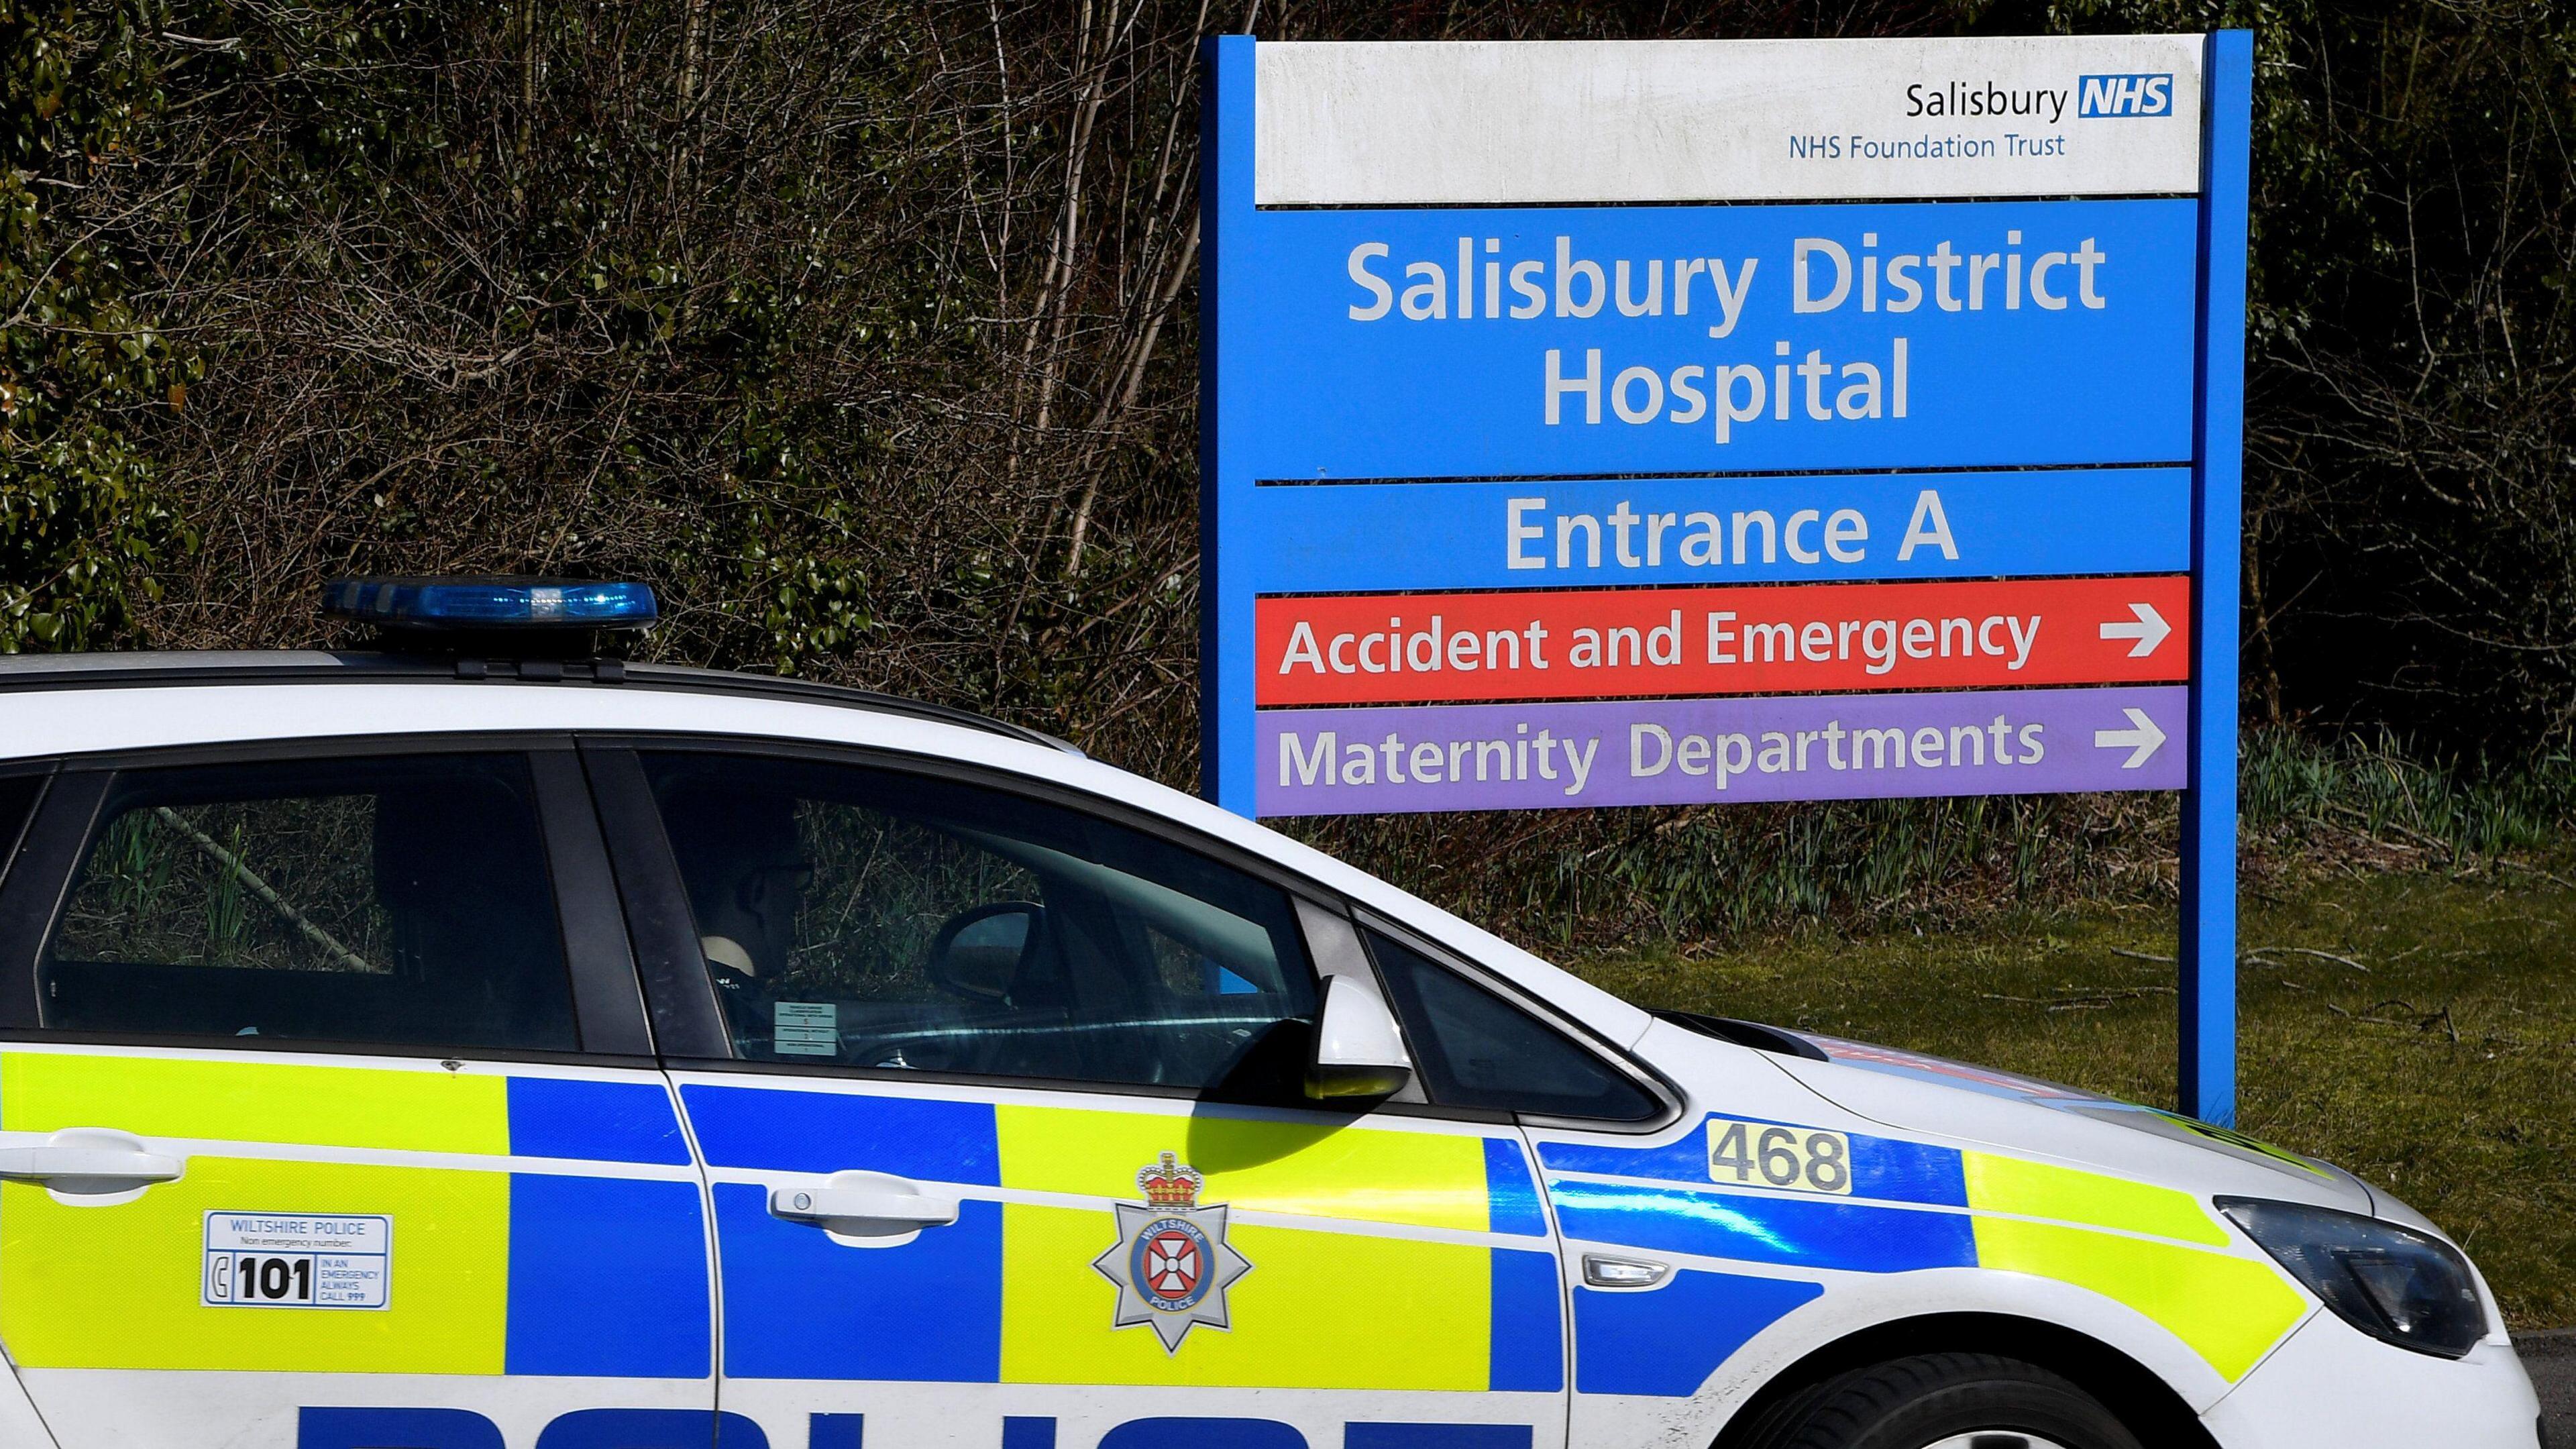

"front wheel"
[1739, 1352, 2145, 1449]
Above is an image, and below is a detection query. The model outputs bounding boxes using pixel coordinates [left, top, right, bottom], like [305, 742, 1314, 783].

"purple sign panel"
[1256, 686, 2186, 817]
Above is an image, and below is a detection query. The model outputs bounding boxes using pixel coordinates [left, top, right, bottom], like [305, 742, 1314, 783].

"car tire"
[1737, 1352, 2146, 1449]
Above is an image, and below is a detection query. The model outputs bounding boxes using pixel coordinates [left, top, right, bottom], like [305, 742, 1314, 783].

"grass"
[1301, 728, 2576, 955]
[1568, 869, 2576, 1330]
[2240, 727, 2576, 866]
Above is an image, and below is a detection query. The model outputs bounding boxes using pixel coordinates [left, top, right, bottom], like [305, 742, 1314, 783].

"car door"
[584, 742, 1566, 1449]
[1347, 924, 1744, 1448]
[0, 740, 716, 1448]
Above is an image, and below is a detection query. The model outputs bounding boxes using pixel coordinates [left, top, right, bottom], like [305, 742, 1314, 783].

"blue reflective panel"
[1548, 1178, 1975, 1274]
[321, 578, 658, 628]
[1572, 1270, 1822, 1396]
[505, 1175, 711, 1378]
[1489, 1247, 1565, 1392]
[712, 1183, 1003, 1381]
[681, 1083, 1001, 1183]
[1483, 1138, 1550, 1238]
[506, 1077, 692, 1166]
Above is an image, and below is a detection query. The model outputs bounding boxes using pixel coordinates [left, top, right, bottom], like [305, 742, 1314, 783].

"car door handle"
[768, 1171, 959, 1238]
[0, 1128, 184, 1193]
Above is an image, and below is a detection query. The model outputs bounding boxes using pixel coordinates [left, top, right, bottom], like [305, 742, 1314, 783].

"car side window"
[40, 754, 578, 1051]
[1366, 928, 1661, 1121]
[640, 752, 1317, 1094]
[0, 773, 43, 887]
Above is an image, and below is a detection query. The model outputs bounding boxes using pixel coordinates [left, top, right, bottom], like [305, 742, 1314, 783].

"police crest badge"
[1091, 1152, 1253, 1351]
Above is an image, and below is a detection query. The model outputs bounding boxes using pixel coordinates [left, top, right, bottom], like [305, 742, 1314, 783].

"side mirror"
[1305, 973, 1414, 1100]
[926, 902, 1042, 1002]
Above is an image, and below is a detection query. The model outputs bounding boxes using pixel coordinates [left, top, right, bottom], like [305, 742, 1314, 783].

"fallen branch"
[2245, 945, 2371, 973]
[153, 807, 376, 973]
[2493, 857, 2576, 892]
[1980, 986, 2177, 1011]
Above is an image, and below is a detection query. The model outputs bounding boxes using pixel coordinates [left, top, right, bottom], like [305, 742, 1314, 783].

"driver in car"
[659, 783, 811, 1031]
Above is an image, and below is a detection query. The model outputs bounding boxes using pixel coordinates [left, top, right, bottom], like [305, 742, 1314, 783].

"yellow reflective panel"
[1972, 1216, 2306, 1381]
[996, 1106, 1489, 1232]
[0, 1054, 508, 1157]
[998, 1202, 1487, 1389]
[1964, 1152, 2229, 1246]
[0, 1157, 508, 1374]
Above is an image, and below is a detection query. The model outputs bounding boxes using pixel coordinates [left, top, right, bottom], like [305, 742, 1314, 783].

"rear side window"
[40, 754, 577, 1052]
[1367, 929, 1660, 1121]
[0, 774, 42, 888]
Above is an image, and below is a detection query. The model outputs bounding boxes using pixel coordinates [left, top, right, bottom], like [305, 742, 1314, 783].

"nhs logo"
[2076, 73, 2175, 117]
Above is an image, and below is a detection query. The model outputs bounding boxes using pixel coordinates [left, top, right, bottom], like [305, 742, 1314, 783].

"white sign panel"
[1255, 36, 2205, 205]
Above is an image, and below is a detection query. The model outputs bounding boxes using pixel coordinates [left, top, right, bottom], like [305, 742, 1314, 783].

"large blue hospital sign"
[1199, 34, 2253, 1122]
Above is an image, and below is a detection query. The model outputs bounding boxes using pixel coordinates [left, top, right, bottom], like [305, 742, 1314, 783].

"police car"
[0, 578, 2538, 1449]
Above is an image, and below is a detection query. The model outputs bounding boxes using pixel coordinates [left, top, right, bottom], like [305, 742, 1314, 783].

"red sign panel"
[1256, 575, 2190, 706]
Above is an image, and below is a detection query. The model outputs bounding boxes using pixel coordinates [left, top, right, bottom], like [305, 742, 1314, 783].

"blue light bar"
[321, 578, 658, 630]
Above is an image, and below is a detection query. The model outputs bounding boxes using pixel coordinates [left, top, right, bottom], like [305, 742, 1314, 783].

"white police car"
[0, 579, 2539, 1449]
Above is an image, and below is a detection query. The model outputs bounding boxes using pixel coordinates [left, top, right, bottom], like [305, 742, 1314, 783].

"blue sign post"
[1201, 34, 2254, 1124]
[2181, 31, 2253, 1124]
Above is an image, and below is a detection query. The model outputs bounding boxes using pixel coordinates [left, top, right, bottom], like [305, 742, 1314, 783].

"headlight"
[2218, 1197, 2488, 1358]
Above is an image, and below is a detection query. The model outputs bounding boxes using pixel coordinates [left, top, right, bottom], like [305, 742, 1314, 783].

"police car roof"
[0, 649, 1077, 755]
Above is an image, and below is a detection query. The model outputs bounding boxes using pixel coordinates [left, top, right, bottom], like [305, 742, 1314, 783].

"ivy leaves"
[1, 0, 196, 651]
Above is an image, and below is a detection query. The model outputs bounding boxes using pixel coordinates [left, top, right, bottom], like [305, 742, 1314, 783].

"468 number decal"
[1707, 1119, 1853, 1195]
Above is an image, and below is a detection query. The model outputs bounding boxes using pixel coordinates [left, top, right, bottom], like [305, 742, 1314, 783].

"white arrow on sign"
[2094, 708, 2168, 769]
[2100, 602, 2172, 657]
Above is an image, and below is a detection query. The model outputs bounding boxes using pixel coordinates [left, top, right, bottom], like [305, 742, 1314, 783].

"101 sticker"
[203, 1212, 391, 1309]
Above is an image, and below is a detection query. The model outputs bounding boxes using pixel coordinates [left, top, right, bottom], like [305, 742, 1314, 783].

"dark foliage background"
[7, 0, 2571, 947]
